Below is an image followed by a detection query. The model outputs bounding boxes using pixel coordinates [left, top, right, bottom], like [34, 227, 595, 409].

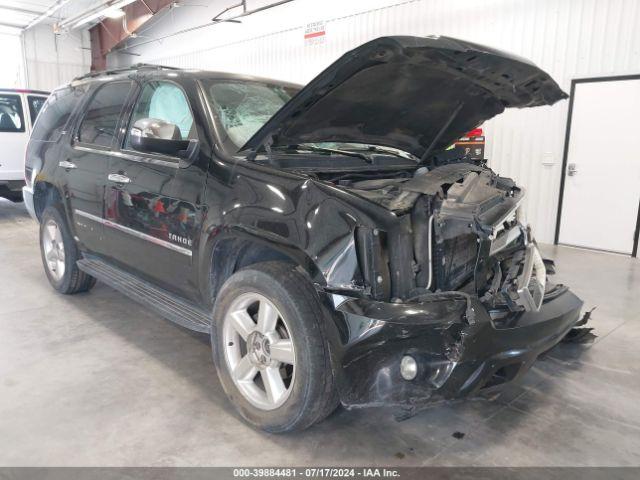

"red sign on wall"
[304, 21, 326, 45]
[454, 128, 485, 160]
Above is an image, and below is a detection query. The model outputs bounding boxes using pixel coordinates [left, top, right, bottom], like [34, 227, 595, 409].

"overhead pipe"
[0, 21, 24, 29]
[213, 0, 295, 22]
[24, 0, 74, 30]
[116, 0, 295, 52]
[89, 0, 175, 70]
[0, 6, 44, 16]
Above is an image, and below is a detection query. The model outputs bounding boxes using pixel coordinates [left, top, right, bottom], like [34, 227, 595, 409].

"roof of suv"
[70, 64, 301, 90]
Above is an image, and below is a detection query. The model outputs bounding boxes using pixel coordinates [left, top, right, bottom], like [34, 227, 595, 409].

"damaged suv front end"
[330, 162, 583, 412]
[232, 35, 584, 414]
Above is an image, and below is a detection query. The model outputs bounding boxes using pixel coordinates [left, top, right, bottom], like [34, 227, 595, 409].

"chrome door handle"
[59, 160, 77, 169]
[567, 163, 577, 176]
[107, 173, 131, 184]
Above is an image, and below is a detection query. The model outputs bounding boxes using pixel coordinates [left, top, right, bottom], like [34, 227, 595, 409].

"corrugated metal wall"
[110, 0, 640, 243]
[22, 25, 91, 91]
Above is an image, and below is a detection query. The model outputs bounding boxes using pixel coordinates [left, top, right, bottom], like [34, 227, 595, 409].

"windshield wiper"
[281, 144, 374, 164]
[345, 145, 419, 162]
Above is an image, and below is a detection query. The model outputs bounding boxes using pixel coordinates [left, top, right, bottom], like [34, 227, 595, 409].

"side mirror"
[129, 118, 198, 164]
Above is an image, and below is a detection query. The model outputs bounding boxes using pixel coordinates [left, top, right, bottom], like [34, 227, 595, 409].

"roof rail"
[0, 88, 50, 94]
[72, 63, 181, 81]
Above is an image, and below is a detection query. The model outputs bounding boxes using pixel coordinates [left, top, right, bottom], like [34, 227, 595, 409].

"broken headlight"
[355, 227, 391, 301]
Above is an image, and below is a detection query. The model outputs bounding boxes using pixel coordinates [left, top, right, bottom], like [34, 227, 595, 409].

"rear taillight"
[24, 167, 33, 188]
[24, 145, 33, 189]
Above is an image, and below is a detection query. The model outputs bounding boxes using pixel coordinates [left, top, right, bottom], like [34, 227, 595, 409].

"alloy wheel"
[42, 219, 66, 281]
[222, 292, 296, 410]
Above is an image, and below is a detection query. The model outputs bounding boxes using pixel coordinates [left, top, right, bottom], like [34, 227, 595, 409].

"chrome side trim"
[107, 173, 131, 184]
[73, 209, 105, 224]
[74, 209, 192, 257]
[73, 145, 180, 169]
[58, 160, 77, 169]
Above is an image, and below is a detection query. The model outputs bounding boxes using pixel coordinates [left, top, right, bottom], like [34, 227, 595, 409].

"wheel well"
[33, 182, 63, 221]
[209, 237, 309, 301]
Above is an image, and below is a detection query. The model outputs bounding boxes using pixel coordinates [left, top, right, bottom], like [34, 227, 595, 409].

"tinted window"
[0, 93, 25, 132]
[79, 81, 133, 148]
[126, 81, 196, 148]
[203, 80, 297, 151]
[27, 95, 48, 125]
[31, 87, 86, 142]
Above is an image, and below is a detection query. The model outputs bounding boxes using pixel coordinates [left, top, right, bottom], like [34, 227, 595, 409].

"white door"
[558, 78, 640, 255]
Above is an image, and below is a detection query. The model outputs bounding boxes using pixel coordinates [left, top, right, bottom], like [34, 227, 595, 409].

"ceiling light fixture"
[69, 0, 136, 29]
[104, 8, 125, 19]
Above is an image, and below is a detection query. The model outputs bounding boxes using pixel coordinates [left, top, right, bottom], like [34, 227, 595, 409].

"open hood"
[242, 35, 567, 159]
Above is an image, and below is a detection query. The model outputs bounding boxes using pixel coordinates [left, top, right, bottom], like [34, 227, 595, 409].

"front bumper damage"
[332, 283, 583, 412]
[315, 162, 585, 414]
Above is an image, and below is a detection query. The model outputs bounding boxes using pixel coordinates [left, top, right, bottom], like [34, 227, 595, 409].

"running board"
[77, 257, 211, 333]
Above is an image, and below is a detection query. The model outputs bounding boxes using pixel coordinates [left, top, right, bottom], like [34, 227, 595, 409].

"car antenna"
[419, 102, 464, 165]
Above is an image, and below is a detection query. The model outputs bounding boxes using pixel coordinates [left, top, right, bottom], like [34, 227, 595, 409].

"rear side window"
[31, 87, 83, 142]
[0, 93, 25, 132]
[27, 95, 48, 125]
[78, 81, 133, 148]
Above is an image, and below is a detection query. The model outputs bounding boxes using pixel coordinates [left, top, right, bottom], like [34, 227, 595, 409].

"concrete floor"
[1, 198, 639, 467]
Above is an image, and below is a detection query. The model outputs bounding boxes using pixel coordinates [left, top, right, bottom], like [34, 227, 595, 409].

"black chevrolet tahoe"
[23, 36, 585, 432]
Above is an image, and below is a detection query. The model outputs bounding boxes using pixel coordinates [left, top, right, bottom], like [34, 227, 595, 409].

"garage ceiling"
[0, 0, 105, 32]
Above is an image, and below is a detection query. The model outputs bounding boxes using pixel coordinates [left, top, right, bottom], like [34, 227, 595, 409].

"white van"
[0, 88, 49, 202]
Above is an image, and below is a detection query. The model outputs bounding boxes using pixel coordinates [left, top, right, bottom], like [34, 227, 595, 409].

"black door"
[59, 81, 134, 255]
[103, 79, 206, 300]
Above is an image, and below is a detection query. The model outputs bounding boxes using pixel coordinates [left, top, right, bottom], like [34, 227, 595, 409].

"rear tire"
[39, 205, 96, 294]
[211, 261, 337, 433]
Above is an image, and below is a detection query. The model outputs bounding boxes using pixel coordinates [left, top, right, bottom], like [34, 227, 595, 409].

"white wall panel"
[22, 24, 91, 92]
[0, 32, 25, 88]
[109, 0, 640, 243]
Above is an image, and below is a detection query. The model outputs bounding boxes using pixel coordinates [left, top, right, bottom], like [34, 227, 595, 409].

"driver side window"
[126, 81, 196, 150]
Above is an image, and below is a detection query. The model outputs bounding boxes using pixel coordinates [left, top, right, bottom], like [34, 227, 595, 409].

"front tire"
[211, 262, 337, 433]
[39, 205, 96, 294]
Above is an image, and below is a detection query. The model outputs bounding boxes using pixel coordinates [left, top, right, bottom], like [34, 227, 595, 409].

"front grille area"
[434, 233, 478, 291]
[513, 244, 546, 311]
[492, 243, 547, 312]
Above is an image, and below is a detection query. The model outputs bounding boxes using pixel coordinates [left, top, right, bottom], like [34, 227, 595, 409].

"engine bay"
[314, 160, 543, 311]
